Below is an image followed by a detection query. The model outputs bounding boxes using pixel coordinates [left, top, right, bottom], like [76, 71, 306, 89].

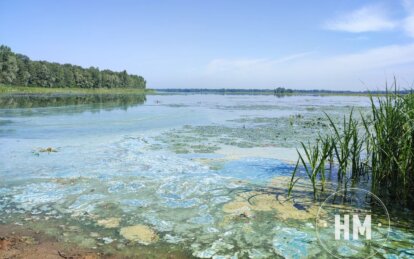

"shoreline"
[0, 223, 193, 259]
[0, 85, 394, 97]
[0, 224, 103, 259]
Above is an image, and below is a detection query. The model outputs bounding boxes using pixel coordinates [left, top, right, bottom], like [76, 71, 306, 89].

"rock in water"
[119, 225, 159, 245]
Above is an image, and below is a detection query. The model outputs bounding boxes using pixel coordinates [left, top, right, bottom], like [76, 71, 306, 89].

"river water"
[0, 94, 413, 258]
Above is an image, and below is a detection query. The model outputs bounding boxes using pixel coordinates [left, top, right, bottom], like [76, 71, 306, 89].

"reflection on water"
[0, 93, 147, 115]
[0, 94, 413, 258]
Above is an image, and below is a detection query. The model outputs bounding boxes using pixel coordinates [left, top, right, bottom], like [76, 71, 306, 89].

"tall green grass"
[296, 139, 332, 199]
[363, 88, 414, 204]
[289, 83, 414, 207]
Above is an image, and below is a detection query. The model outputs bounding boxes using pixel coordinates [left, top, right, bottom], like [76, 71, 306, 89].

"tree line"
[0, 45, 146, 89]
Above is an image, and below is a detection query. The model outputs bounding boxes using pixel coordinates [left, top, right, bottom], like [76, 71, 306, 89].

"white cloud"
[158, 2, 414, 89]
[403, 0, 414, 11]
[324, 5, 397, 33]
[206, 52, 314, 74]
[324, 1, 414, 38]
[272, 52, 316, 63]
[403, 15, 414, 37]
[403, 0, 414, 37]
[201, 44, 414, 90]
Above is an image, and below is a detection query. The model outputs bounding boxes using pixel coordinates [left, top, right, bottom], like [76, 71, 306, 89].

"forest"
[0, 45, 146, 89]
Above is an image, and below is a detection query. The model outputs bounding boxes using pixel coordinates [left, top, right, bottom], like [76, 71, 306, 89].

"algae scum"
[0, 94, 413, 258]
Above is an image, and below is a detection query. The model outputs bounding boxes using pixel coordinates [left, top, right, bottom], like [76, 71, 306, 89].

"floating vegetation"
[38, 147, 58, 153]
[97, 217, 120, 228]
[157, 115, 347, 155]
[119, 225, 159, 245]
[223, 187, 320, 222]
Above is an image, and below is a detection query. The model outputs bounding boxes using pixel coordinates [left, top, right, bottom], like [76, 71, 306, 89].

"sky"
[1, 0, 414, 90]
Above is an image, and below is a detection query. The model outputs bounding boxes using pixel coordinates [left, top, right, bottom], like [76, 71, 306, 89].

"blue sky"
[1, 0, 414, 90]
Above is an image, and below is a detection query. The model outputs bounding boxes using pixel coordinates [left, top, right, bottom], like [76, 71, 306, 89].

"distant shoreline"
[1, 85, 411, 96]
[155, 88, 410, 96]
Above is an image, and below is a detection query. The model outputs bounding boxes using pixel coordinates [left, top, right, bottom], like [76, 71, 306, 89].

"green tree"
[0, 46, 19, 84]
[0, 45, 146, 89]
[15, 54, 31, 85]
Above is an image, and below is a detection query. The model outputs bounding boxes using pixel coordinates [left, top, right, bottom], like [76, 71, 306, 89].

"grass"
[296, 138, 332, 199]
[363, 87, 414, 204]
[326, 110, 365, 181]
[288, 81, 414, 207]
[0, 84, 154, 95]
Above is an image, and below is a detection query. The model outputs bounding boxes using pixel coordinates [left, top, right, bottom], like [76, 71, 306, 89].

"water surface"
[0, 94, 412, 258]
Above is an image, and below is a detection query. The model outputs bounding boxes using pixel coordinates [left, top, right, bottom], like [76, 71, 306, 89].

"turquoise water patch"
[219, 158, 295, 182]
[272, 226, 317, 258]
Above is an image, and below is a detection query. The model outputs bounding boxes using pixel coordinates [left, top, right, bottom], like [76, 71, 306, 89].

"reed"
[364, 87, 414, 204]
[287, 159, 300, 197]
[289, 81, 414, 207]
[292, 138, 332, 200]
[326, 110, 356, 180]
[319, 134, 334, 191]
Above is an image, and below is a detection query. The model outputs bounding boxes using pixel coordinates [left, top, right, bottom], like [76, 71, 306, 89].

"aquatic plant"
[318, 134, 335, 190]
[289, 82, 414, 207]
[326, 110, 365, 181]
[287, 160, 300, 197]
[295, 138, 332, 200]
[363, 87, 414, 205]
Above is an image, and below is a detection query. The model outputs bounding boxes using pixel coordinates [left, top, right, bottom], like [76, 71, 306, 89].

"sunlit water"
[0, 94, 413, 258]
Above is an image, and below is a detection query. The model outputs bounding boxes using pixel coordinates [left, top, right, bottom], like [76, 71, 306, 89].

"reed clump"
[289, 84, 414, 207]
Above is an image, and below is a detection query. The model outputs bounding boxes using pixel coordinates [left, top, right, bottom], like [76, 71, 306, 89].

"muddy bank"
[0, 224, 192, 259]
[0, 224, 104, 259]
